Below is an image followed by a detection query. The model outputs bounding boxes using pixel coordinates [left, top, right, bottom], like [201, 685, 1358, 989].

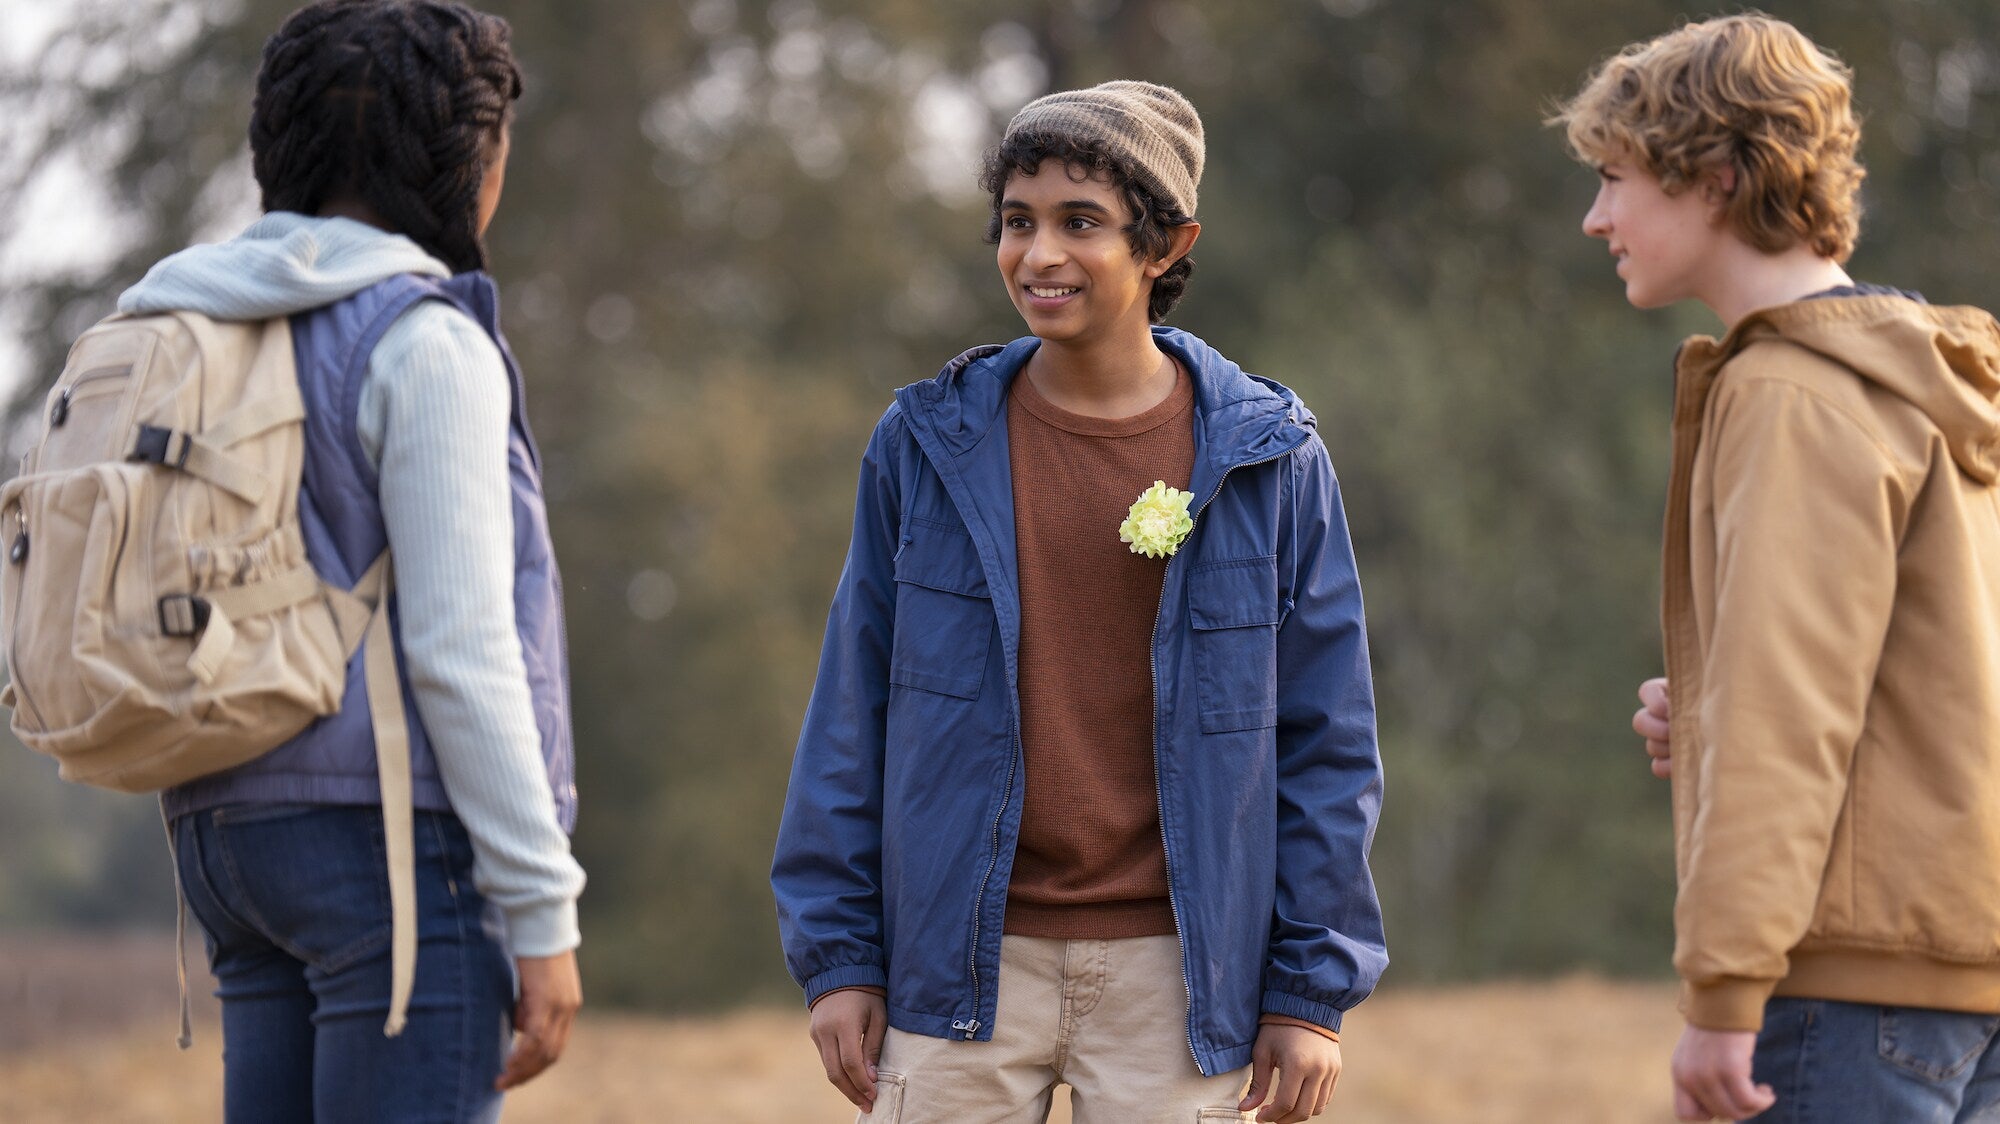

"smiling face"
[996, 160, 1168, 346]
[1581, 153, 1730, 310]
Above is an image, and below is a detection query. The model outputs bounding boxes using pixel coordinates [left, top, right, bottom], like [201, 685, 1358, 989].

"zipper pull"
[9, 531, 26, 565]
[950, 1018, 980, 1039]
[50, 388, 71, 428]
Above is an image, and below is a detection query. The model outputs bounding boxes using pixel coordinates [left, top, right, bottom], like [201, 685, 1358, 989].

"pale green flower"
[1120, 480, 1195, 559]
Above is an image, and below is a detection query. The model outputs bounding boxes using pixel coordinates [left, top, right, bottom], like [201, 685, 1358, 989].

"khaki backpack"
[0, 309, 423, 1040]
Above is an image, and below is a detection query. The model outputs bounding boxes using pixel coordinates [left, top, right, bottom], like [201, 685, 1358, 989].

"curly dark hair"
[979, 132, 1196, 324]
[250, 0, 522, 273]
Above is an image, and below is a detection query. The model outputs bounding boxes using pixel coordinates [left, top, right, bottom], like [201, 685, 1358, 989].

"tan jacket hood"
[1679, 296, 2000, 484]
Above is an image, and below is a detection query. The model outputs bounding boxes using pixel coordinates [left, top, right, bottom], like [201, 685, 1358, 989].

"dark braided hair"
[979, 132, 1196, 324]
[251, 0, 521, 273]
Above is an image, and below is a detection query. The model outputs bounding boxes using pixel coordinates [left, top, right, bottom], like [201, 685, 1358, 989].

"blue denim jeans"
[173, 803, 516, 1123]
[1749, 997, 2000, 1123]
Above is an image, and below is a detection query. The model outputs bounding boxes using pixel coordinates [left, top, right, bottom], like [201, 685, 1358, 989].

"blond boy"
[1557, 15, 2000, 1123]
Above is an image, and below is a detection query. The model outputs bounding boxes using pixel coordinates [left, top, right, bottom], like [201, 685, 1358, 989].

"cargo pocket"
[889, 523, 993, 700]
[859, 1072, 907, 1122]
[1188, 556, 1280, 733]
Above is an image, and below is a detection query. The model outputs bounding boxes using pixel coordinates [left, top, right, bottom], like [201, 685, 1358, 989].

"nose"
[1582, 187, 1611, 239]
[1025, 227, 1066, 271]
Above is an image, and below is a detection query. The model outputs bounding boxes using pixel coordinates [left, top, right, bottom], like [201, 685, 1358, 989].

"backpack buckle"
[129, 425, 191, 469]
[157, 594, 210, 638]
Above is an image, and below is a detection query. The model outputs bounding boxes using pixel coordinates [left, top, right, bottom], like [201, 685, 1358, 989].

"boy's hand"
[496, 950, 582, 1090]
[1634, 677, 1672, 778]
[1671, 1025, 1774, 1121]
[809, 988, 887, 1110]
[1239, 1024, 1340, 1122]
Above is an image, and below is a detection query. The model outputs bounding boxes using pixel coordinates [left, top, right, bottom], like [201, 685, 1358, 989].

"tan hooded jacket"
[1664, 294, 2000, 1031]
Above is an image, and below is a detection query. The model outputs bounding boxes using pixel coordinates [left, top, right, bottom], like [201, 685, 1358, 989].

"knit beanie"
[1001, 80, 1204, 217]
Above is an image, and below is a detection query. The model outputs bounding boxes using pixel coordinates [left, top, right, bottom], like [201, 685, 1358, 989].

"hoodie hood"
[119, 211, 450, 322]
[1684, 295, 2000, 484]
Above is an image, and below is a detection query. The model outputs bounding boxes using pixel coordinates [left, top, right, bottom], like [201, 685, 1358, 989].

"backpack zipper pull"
[50, 387, 72, 428]
[10, 531, 26, 565]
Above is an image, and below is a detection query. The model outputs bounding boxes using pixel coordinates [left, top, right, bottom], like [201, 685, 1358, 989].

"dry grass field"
[0, 934, 1686, 1123]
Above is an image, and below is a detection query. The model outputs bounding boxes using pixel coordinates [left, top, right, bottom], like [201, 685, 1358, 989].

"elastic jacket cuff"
[810, 985, 887, 1011]
[1261, 989, 1346, 1034]
[1680, 977, 1777, 1032]
[1260, 1012, 1340, 1043]
[803, 962, 889, 1008]
[505, 899, 581, 958]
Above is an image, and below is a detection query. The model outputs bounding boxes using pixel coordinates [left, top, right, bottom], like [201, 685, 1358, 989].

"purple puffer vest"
[162, 272, 576, 832]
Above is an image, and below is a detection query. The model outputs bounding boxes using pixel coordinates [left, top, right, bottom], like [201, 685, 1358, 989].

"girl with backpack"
[110, 1, 584, 1116]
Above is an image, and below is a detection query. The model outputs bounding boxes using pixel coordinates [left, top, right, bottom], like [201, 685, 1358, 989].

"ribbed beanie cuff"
[1002, 80, 1204, 217]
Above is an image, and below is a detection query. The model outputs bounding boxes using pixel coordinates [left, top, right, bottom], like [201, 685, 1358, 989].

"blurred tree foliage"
[2, 0, 1998, 1009]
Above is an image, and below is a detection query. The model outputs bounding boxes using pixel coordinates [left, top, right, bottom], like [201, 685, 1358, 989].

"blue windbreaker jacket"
[771, 327, 1387, 1075]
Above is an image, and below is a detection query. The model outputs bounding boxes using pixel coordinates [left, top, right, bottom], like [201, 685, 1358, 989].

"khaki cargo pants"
[862, 934, 1255, 1124]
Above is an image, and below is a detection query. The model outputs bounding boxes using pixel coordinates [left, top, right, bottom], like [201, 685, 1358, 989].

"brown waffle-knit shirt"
[1003, 360, 1195, 939]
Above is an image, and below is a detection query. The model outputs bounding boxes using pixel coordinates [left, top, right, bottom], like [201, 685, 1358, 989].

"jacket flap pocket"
[893, 522, 990, 599]
[888, 522, 993, 701]
[1189, 556, 1279, 630]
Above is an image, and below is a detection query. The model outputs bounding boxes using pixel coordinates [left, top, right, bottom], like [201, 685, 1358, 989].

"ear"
[1144, 220, 1201, 279]
[1700, 163, 1738, 207]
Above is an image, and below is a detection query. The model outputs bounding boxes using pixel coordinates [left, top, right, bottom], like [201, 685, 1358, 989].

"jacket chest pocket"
[1188, 555, 1280, 732]
[890, 523, 993, 700]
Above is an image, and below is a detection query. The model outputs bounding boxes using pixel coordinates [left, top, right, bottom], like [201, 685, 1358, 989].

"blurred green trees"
[3, 0, 1998, 1008]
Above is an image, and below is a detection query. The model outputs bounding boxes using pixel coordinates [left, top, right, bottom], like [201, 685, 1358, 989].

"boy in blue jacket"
[772, 81, 1386, 1124]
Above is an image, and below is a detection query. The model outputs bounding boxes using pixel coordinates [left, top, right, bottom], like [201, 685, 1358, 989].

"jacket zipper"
[959, 713, 1018, 1040]
[1151, 436, 1310, 1069]
[1661, 349, 1708, 859]
[897, 391, 1008, 1041]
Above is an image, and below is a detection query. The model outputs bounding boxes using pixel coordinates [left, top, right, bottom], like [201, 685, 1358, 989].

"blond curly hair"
[1552, 13, 1865, 262]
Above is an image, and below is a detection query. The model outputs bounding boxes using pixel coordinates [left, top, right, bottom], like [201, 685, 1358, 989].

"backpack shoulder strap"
[295, 275, 446, 1037]
[342, 272, 516, 1036]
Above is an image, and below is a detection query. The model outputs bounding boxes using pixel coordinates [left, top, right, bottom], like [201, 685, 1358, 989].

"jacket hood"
[897, 326, 1316, 470]
[1687, 296, 2000, 484]
[118, 211, 450, 321]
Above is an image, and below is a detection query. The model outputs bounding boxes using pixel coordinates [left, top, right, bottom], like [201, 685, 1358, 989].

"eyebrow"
[1000, 197, 1116, 216]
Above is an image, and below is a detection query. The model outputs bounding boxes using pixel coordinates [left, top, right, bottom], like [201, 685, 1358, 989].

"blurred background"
[1, 0, 1998, 1118]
